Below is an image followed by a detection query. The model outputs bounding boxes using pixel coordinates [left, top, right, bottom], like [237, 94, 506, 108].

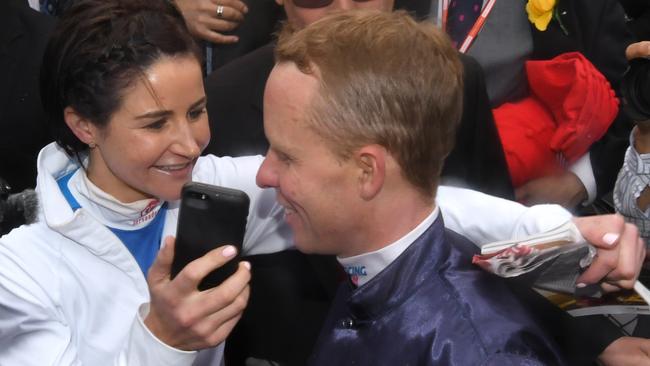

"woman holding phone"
[0, 1, 287, 364]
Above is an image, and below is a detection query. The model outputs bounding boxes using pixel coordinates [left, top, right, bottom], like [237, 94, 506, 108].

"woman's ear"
[63, 106, 97, 146]
[355, 145, 386, 201]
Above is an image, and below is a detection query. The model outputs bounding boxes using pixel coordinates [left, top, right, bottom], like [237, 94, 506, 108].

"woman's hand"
[144, 236, 251, 350]
[574, 214, 646, 292]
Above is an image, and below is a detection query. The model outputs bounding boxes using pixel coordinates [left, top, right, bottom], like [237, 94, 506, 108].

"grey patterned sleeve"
[614, 130, 650, 246]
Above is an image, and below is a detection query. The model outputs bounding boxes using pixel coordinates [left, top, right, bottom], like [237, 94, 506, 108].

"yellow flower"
[526, 0, 556, 31]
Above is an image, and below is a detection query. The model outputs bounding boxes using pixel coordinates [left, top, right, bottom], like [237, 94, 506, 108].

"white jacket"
[0, 143, 571, 365]
[0, 143, 287, 366]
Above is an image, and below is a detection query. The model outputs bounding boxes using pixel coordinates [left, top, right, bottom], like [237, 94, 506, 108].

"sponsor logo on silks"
[345, 265, 367, 286]
[132, 199, 160, 226]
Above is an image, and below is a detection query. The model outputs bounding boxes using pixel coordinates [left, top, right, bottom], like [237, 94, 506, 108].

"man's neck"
[340, 190, 435, 258]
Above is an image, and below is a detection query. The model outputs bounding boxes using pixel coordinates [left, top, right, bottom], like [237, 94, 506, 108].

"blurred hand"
[574, 214, 646, 292]
[598, 337, 650, 366]
[144, 236, 251, 350]
[626, 41, 650, 61]
[515, 172, 587, 208]
[174, 0, 248, 44]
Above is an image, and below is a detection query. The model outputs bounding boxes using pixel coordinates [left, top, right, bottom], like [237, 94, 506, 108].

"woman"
[0, 1, 286, 364]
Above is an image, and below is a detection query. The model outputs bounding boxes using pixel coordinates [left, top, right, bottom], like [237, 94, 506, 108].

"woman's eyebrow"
[189, 97, 207, 109]
[134, 109, 172, 120]
[135, 97, 206, 119]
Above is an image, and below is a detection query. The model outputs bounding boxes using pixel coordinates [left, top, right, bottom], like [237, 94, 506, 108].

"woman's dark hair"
[40, 0, 202, 160]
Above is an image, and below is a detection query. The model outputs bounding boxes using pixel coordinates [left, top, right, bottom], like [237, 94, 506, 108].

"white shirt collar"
[337, 206, 439, 287]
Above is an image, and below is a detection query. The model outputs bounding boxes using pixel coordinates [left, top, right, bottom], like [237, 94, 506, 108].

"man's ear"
[275, 0, 284, 6]
[63, 106, 97, 146]
[355, 145, 386, 201]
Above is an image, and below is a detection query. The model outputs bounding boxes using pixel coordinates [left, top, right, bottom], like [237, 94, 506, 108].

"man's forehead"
[270, 61, 319, 82]
[266, 63, 320, 108]
[264, 63, 318, 127]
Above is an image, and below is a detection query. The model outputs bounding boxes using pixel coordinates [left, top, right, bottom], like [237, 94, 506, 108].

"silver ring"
[216, 5, 224, 18]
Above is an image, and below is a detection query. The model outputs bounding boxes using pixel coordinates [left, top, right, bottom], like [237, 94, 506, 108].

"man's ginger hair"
[275, 10, 463, 197]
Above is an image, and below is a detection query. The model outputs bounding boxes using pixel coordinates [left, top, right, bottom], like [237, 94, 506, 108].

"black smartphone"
[171, 182, 250, 291]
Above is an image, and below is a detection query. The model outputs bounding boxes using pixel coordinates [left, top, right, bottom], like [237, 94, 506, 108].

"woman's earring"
[88, 142, 97, 149]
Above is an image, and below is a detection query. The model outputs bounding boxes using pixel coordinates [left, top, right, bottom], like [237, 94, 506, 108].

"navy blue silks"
[309, 215, 566, 366]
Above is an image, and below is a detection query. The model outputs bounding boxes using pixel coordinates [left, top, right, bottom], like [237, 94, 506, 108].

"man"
[256, 10, 564, 364]
[206, 1, 647, 365]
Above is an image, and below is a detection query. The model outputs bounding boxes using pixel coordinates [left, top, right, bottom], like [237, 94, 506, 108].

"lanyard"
[441, 0, 497, 53]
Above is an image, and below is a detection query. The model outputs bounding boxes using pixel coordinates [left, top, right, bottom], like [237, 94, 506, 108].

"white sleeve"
[132, 305, 221, 366]
[569, 153, 597, 205]
[0, 248, 197, 366]
[437, 186, 573, 247]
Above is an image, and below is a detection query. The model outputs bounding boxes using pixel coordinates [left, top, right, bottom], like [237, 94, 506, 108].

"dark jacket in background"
[618, 0, 650, 40]
[394, 0, 431, 19]
[0, 0, 55, 191]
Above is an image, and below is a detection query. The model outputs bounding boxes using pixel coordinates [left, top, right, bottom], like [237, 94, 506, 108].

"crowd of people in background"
[2, 0, 650, 365]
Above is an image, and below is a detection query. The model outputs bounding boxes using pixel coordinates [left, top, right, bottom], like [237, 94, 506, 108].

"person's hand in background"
[174, 0, 248, 44]
[515, 172, 587, 208]
[598, 336, 650, 366]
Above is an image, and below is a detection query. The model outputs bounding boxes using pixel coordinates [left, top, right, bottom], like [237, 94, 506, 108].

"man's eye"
[188, 107, 206, 121]
[278, 152, 293, 164]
